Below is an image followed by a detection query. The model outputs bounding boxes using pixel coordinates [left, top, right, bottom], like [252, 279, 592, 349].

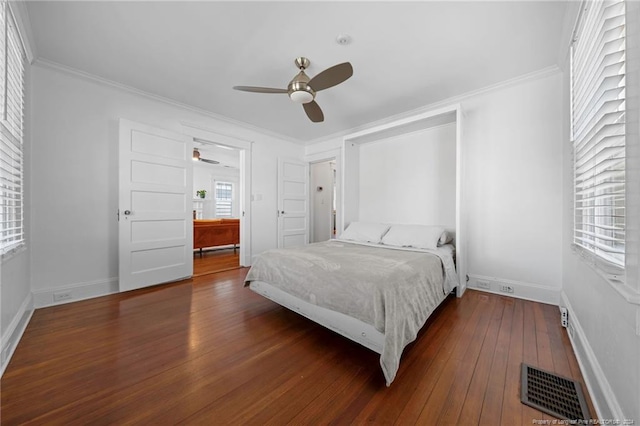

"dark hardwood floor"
[1, 269, 594, 424]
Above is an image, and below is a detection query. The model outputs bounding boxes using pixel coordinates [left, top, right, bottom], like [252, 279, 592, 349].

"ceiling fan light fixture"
[289, 90, 314, 104]
[233, 57, 352, 123]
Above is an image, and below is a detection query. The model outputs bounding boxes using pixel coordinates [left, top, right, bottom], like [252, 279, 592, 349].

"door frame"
[308, 158, 337, 243]
[181, 122, 253, 266]
[305, 149, 342, 240]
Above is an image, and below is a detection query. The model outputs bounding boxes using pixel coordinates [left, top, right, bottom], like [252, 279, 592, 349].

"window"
[571, 0, 626, 279]
[0, 1, 26, 257]
[215, 182, 233, 218]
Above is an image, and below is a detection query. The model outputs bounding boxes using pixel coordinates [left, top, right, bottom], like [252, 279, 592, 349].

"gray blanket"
[244, 240, 457, 385]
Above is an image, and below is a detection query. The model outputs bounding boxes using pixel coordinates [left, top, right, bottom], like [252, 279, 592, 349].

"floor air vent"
[521, 363, 589, 421]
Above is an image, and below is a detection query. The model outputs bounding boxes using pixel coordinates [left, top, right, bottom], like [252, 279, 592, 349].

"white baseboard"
[467, 274, 560, 305]
[32, 277, 119, 308]
[560, 291, 624, 421]
[1, 293, 34, 378]
[456, 282, 467, 298]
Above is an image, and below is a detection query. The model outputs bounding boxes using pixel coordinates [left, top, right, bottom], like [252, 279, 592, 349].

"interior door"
[119, 119, 193, 292]
[277, 157, 309, 248]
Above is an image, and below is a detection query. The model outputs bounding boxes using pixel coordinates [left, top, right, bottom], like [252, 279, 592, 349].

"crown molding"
[557, 0, 582, 72]
[8, 0, 36, 63]
[33, 58, 304, 146]
[32, 57, 561, 149]
[305, 65, 562, 146]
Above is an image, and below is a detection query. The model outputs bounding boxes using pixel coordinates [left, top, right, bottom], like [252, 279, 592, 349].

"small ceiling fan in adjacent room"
[192, 148, 219, 164]
[233, 57, 353, 123]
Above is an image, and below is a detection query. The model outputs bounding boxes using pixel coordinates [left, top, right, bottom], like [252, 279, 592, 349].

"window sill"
[572, 244, 640, 305]
[1, 243, 27, 264]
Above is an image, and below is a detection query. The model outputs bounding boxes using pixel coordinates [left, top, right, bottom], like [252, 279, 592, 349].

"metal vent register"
[521, 363, 589, 421]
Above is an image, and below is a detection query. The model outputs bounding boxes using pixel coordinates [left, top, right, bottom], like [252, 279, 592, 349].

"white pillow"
[382, 224, 445, 250]
[438, 230, 453, 246]
[339, 222, 390, 244]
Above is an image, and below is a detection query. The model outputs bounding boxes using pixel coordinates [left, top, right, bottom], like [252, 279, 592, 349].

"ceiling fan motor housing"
[288, 70, 315, 104]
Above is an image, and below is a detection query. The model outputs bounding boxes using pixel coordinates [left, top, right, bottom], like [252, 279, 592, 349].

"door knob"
[124, 210, 131, 215]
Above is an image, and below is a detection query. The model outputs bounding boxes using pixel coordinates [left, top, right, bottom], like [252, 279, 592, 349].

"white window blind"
[571, 0, 626, 274]
[0, 1, 26, 256]
[215, 182, 233, 218]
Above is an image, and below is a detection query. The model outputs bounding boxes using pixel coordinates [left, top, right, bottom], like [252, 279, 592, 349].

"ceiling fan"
[192, 148, 219, 165]
[233, 57, 353, 123]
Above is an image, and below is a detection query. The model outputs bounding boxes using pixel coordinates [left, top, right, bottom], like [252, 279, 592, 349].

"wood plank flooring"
[192, 247, 239, 277]
[1, 269, 594, 424]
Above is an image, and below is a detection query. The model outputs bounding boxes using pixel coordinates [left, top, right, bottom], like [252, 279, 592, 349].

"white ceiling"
[25, 1, 569, 144]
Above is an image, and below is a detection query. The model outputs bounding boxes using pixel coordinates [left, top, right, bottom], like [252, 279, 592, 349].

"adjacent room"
[191, 141, 241, 276]
[1, 1, 638, 424]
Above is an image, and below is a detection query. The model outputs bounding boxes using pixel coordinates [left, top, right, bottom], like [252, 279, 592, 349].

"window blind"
[215, 182, 233, 218]
[571, 0, 626, 272]
[0, 1, 26, 256]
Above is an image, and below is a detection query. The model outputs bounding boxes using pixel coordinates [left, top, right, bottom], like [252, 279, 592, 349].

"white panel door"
[119, 119, 193, 292]
[278, 158, 309, 248]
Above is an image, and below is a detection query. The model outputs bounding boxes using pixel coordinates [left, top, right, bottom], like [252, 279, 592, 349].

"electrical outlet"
[499, 285, 514, 294]
[53, 291, 72, 302]
[477, 280, 491, 290]
[559, 307, 568, 328]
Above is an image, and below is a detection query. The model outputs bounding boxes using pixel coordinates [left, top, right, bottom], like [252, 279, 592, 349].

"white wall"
[29, 64, 303, 305]
[558, 2, 640, 421]
[463, 72, 563, 303]
[1, 252, 31, 372]
[357, 124, 456, 228]
[342, 141, 360, 230]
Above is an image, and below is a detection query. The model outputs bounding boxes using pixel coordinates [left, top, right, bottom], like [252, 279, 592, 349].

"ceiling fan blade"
[308, 62, 353, 92]
[303, 101, 324, 123]
[233, 86, 287, 94]
[199, 158, 220, 165]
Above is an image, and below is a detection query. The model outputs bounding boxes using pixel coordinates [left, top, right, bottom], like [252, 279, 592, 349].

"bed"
[244, 222, 458, 386]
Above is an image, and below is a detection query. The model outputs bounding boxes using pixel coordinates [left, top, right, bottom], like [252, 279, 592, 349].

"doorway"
[192, 139, 241, 276]
[310, 160, 337, 243]
[119, 120, 253, 292]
